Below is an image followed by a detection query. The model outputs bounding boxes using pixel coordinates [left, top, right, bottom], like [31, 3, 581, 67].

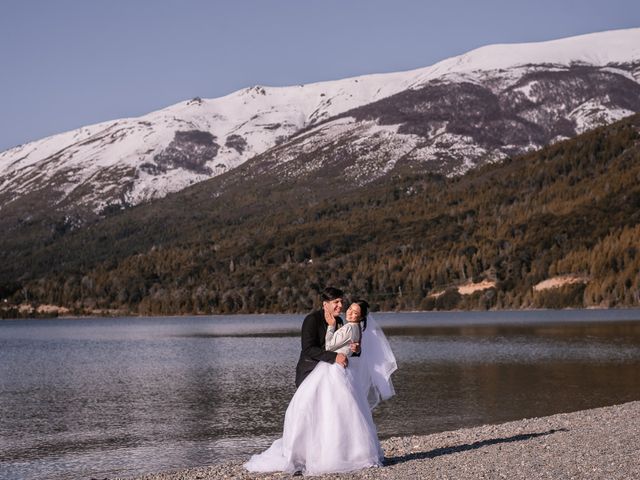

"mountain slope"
[1, 28, 639, 223]
[237, 63, 640, 186]
[2, 114, 639, 315]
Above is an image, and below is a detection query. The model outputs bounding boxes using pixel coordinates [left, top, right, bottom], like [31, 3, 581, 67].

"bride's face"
[346, 304, 361, 322]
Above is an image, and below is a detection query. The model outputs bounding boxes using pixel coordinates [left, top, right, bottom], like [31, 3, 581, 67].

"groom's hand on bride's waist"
[350, 342, 360, 355]
[335, 353, 348, 368]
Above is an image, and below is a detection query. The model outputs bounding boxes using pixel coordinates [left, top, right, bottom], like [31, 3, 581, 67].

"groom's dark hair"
[321, 286, 344, 301]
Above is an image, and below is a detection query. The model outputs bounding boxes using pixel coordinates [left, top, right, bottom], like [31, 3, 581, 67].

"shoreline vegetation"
[120, 401, 640, 480]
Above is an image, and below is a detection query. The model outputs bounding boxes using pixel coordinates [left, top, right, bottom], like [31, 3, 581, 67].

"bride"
[244, 299, 397, 475]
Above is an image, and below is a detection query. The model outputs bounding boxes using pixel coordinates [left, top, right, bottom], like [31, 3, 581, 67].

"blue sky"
[1, 0, 639, 152]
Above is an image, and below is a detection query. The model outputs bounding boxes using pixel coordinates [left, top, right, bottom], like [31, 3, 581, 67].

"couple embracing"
[245, 287, 397, 476]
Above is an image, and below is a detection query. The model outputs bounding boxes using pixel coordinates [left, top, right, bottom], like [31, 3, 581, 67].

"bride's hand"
[325, 312, 337, 326]
[335, 353, 348, 368]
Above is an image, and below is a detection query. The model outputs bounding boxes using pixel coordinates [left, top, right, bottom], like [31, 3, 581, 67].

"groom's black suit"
[295, 309, 343, 388]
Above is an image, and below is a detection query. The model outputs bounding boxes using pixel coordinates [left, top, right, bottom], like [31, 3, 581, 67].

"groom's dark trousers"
[295, 309, 343, 388]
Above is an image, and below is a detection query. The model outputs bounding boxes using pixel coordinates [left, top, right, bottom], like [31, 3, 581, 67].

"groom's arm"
[301, 314, 337, 364]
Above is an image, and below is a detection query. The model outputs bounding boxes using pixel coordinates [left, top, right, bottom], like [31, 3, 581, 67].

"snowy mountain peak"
[433, 28, 640, 74]
[1, 28, 639, 221]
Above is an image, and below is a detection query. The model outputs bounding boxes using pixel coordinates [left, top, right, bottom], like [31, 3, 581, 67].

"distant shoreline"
[119, 401, 640, 480]
[3, 305, 640, 321]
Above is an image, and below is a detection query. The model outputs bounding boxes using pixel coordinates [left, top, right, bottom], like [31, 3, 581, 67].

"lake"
[1, 309, 640, 479]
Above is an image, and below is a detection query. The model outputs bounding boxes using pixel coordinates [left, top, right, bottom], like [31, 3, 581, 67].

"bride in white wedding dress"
[244, 300, 397, 475]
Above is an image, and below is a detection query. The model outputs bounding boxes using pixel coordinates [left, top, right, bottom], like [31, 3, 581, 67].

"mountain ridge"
[1, 27, 639, 220]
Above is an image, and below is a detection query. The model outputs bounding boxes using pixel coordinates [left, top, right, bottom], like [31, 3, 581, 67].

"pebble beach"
[121, 401, 640, 480]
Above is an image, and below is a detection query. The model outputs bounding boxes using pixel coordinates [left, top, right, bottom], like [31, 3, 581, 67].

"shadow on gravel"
[384, 428, 569, 466]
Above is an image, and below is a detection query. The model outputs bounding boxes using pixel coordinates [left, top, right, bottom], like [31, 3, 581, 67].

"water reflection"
[384, 319, 640, 340]
[1, 312, 639, 480]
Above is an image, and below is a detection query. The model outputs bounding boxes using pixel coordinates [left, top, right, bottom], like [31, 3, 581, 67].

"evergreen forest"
[1, 114, 639, 317]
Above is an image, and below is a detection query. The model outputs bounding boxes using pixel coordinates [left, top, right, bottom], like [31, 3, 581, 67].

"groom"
[295, 286, 358, 387]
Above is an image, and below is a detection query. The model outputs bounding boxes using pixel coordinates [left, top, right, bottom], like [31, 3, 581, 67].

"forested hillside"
[1, 114, 639, 317]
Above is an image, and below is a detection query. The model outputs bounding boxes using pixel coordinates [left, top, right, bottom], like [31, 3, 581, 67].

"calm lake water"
[2, 310, 640, 480]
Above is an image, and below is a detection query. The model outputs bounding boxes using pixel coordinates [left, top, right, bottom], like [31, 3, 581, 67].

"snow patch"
[569, 101, 635, 134]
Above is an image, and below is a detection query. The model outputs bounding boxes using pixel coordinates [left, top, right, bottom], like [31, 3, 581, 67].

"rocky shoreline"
[121, 401, 639, 480]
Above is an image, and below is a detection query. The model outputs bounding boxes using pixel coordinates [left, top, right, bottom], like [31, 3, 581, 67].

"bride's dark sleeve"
[301, 314, 337, 364]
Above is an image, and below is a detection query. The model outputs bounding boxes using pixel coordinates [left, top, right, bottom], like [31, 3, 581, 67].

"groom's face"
[324, 298, 343, 317]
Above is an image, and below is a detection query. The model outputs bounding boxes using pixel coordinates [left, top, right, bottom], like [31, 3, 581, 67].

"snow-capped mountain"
[237, 28, 640, 185]
[245, 62, 640, 186]
[1, 28, 639, 220]
[0, 69, 417, 217]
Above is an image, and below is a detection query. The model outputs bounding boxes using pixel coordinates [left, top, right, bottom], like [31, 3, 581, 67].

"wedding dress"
[244, 316, 396, 475]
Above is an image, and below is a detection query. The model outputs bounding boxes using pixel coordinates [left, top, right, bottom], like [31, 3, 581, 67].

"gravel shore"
[123, 401, 640, 480]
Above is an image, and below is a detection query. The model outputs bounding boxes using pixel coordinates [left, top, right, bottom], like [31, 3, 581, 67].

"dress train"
[244, 361, 383, 475]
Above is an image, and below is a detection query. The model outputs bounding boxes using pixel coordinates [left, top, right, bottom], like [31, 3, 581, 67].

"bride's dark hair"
[352, 299, 369, 331]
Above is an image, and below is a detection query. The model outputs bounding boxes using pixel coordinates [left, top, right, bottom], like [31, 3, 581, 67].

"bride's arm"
[325, 324, 354, 354]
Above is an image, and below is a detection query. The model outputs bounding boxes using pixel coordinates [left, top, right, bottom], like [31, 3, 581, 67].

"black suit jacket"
[295, 309, 343, 387]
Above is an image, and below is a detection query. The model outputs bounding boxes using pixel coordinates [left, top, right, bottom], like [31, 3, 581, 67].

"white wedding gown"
[244, 317, 396, 476]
